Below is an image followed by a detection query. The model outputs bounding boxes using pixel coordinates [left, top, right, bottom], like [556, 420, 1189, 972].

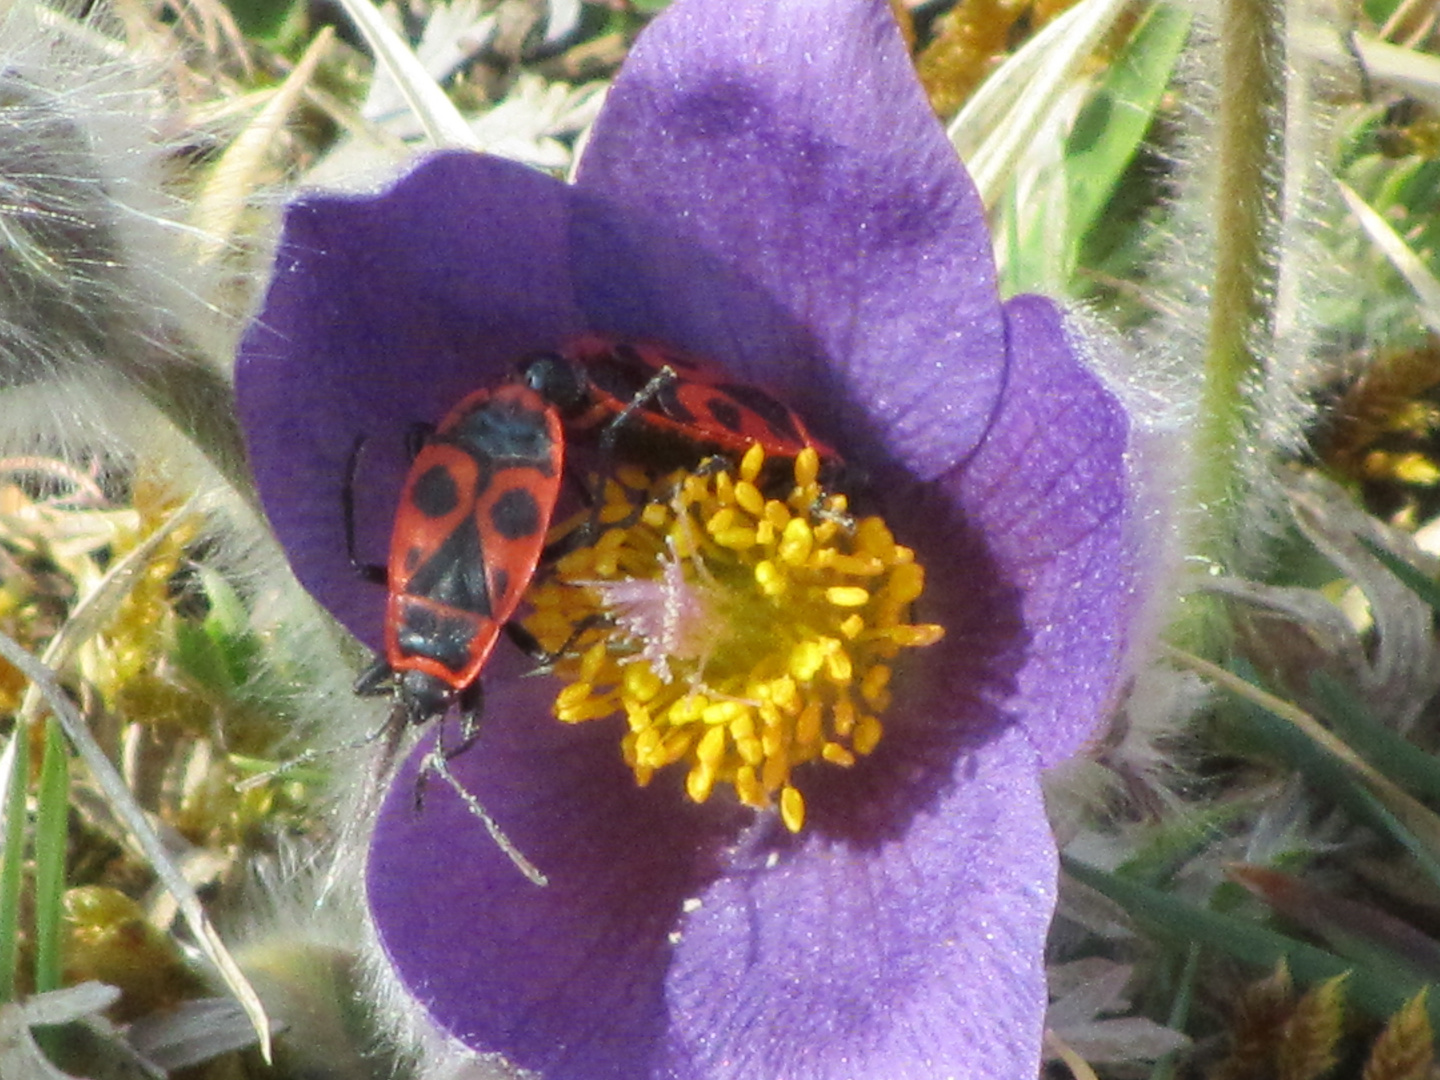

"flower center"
[524, 445, 944, 832]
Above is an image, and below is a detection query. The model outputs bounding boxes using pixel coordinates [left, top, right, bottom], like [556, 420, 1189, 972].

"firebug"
[347, 380, 563, 885]
[520, 333, 841, 474]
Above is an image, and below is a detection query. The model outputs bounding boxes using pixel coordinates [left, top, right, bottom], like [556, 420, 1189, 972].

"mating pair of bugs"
[347, 334, 839, 881]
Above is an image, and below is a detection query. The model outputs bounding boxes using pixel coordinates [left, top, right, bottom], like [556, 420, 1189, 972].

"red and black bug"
[520, 333, 841, 473]
[347, 380, 563, 884]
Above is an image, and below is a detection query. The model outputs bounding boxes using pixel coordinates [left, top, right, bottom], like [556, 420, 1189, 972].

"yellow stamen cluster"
[524, 444, 944, 833]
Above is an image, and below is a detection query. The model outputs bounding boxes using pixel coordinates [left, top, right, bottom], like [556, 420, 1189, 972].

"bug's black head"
[520, 351, 587, 415]
[398, 669, 454, 727]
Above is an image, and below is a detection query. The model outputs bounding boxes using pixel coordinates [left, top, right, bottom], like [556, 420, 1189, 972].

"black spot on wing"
[411, 464, 460, 518]
[490, 486, 542, 541]
[704, 395, 744, 434]
[585, 349, 655, 404]
[716, 382, 805, 441]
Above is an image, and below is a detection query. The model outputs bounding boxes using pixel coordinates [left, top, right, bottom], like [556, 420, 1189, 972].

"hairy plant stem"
[1194, 0, 1286, 575]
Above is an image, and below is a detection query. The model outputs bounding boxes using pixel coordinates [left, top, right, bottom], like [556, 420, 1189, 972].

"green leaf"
[32, 720, 69, 996]
[1065, 857, 1435, 1025]
[173, 566, 261, 697]
[1355, 536, 1440, 613]
[1310, 672, 1440, 805]
[1232, 664, 1440, 893]
[223, 0, 303, 42]
[0, 725, 31, 1003]
[1065, 3, 1191, 272]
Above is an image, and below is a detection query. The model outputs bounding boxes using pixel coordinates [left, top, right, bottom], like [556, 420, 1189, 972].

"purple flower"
[235, 0, 1143, 1076]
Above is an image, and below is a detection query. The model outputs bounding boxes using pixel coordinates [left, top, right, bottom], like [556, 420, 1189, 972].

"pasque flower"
[235, 0, 1145, 1075]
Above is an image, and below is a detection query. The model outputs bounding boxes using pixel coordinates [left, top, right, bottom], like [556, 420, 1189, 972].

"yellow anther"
[735, 481, 765, 516]
[826, 553, 885, 577]
[765, 676, 800, 713]
[714, 470, 735, 505]
[599, 500, 634, 525]
[687, 763, 716, 804]
[615, 464, 651, 489]
[669, 695, 706, 724]
[659, 729, 695, 765]
[706, 507, 738, 536]
[623, 662, 664, 701]
[860, 664, 891, 707]
[888, 623, 945, 647]
[525, 610, 572, 641]
[703, 699, 747, 727]
[888, 562, 925, 604]
[581, 642, 609, 682]
[821, 743, 855, 767]
[714, 527, 758, 550]
[736, 766, 764, 807]
[780, 785, 806, 832]
[762, 754, 789, 792]
[778, 518, 813, 565]
[839, 614, 865, 639]
[825, 645, 853, 684]
[754, 559, 785, 596]
[794, 448, 819, 487]
[825, 585, 871, 607]
[737, 735, 764, 766]
[854, 715, 883, 755]
[696, 725, 727, 765]
[790, 641, 825, 681]
[741, 442, 765, 482]
[796, 701, 823, 746]
[634, 726, 664, 759]
[556, 681, 594, 711]
[624, 705, 652, 733]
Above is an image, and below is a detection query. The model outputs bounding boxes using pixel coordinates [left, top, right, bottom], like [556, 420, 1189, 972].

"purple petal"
[573, 0, 1006, 478]
[368, 702, 1053, 1080]
[656, 726, 1053, 1080]
[946, 295, 1137, 765]
[235, 154, 585, 646]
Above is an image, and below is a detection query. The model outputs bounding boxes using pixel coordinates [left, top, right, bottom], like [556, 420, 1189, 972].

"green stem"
[0, 719, 31, 1002]
[33, 718, 70, 994]
[1192, 0, 1286, 572]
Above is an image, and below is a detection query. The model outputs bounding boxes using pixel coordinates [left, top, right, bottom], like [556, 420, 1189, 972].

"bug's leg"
[598, 363, 679, 459]
[505, 616, 612, 675]
[413, 680, 479, 810]
[343, 436, 387, 585]
[448, 681, 485, 759]
[403, 421, 435, 461]
[353, 655, 394, 696]
[563, 363, 681, 544]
